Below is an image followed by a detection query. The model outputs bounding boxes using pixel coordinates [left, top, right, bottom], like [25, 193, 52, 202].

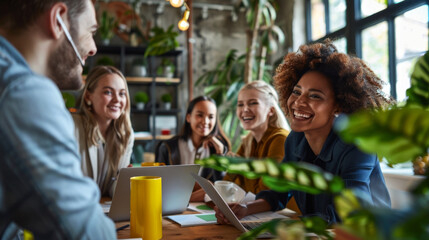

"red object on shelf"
[161, 129, 171, 135]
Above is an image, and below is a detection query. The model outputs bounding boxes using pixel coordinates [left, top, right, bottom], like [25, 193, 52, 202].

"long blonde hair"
[78, 65, 132, 195]
[239, 80, 290, 157]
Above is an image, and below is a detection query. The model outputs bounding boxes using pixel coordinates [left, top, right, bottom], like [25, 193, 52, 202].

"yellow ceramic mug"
[130, 176, 162, 240]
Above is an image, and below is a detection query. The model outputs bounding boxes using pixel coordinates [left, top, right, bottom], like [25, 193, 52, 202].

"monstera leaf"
[336, 107, 429, 165]
[195, 155, 344, 195]
[406, 51, 429, 108]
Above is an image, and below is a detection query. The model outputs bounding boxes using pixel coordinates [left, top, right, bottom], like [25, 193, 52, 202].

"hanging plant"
[144, 25, 179, 57]
[98, 11, 116, 44]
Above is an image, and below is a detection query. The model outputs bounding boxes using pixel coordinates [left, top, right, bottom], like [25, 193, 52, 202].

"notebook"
[107, 164, 200, 221]
[192, 173, 287, 238]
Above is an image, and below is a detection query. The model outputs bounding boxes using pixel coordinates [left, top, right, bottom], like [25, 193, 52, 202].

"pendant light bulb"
[178, 9, 190, 31]
[178, 19, 189, 31]
[169, 0, 184, 8]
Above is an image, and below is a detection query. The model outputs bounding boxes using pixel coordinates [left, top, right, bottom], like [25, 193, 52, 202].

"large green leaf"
[144, 25, 179, 57]
[196, 155, 345, 194]
[407, 51, 429, 108]
[336, 108, 429, 165]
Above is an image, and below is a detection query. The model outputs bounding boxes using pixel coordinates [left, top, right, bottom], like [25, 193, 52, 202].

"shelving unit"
[126, 76, 180, 83]
[87, 45, 183, 152]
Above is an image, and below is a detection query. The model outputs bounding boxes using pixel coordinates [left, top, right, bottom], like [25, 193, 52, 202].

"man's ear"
[49, 3, 68, 39]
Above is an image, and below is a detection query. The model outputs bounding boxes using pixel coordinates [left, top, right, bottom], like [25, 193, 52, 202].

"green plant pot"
[131, 65, 147, 77]
[101, 38, 111, 46]
[163, 102, 171, 110]
[136, 102, 145, 110]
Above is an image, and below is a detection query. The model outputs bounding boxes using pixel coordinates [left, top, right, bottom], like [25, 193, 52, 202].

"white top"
[72, 114, 134, 197]
[179, 138, 210, 176]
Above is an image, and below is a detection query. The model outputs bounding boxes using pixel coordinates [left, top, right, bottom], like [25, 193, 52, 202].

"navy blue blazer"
[256, 129, 391, 224]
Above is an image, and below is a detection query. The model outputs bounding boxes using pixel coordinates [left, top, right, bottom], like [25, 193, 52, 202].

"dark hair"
[0, 0, 87, 34]
[179, 96, 231, 150]
[274, 39, 393, 115]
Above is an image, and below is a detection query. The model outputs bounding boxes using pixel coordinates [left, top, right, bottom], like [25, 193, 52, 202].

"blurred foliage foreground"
[196, 52, 429, 240]
[197, 155, 429, 240]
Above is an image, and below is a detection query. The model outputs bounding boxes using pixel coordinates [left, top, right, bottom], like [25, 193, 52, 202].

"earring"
[87, 101, 92, 106]
[334, 113, 339, 117]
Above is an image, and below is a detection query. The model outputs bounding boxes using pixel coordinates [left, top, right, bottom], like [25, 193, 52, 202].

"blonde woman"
[73, 65, 134, 197]
[224, 80, 290, 194]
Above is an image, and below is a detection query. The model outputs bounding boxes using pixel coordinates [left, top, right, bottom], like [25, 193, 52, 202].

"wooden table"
[115, 212, 243, 239]
[101, 197, 242, 239]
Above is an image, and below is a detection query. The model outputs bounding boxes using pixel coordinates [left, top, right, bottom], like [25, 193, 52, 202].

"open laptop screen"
[108, 164, 200, 221]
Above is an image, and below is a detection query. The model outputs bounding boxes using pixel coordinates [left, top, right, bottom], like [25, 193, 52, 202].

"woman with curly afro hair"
[214, 40, 392, 225]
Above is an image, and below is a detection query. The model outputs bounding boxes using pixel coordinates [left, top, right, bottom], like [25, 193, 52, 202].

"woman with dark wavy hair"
[215, 40, 392, 225]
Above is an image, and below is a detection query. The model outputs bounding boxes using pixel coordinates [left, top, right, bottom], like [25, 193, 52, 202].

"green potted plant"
[96, 56, 115, 66]
[130, 58, 147, 77]
[134, 91, 149, 110]
[161, 93, 172, 110]
[143, 25, 179, 57]
[156, 59, 175, 78]
[99, 11, 116, 45]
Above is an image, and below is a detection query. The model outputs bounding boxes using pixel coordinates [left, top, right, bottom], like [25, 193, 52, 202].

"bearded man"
[0, 0, 116, 239]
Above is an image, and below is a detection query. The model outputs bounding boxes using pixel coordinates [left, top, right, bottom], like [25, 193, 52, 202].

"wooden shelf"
[134, 134, 173, 141]
[90, 45, 182, 151]
[126, 77, 180, 83]
[82, 76, 180, 84]
[131, 109, 181, 114]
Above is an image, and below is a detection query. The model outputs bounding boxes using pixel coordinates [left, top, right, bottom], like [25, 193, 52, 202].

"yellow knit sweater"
[224, 127, 289, 194]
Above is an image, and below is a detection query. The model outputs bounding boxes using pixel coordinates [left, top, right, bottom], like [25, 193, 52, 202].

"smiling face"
[49, 0, 97, 90]
[286, 71, 338, 136]
[186, 100, 217, 141]
[85, 73, 127, 125]
[236, 89, 274, 135]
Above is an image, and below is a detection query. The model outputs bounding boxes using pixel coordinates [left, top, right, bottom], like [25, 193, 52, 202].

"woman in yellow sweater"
[224, 80, 290, 194]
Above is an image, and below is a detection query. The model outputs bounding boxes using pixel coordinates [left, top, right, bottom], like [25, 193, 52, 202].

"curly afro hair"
[273, 40, 393, 116]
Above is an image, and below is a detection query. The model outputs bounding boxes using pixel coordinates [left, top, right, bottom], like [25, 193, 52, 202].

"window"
[362, 22, 390, 96]
[361, 0, 387, 18]
[329, 0, 346, 32]
[311, 0, 326, 39]
[306, 0, 429, 100]
[332, 37, 346, 53]
[395, 5, 428, 101]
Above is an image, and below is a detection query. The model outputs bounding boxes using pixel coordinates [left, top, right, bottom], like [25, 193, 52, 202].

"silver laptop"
[108, 164, 200, 221]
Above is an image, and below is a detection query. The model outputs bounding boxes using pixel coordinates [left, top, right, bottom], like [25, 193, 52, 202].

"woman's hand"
[214, 199, 271, 224]
[214, 203, 248, 224]
[203, 136, 225, 155]
[190, 188, 205, 202]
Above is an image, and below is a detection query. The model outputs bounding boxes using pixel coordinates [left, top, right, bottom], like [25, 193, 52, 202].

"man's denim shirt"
[257, 129, 391, 225]
[0, 36, 115, 239]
